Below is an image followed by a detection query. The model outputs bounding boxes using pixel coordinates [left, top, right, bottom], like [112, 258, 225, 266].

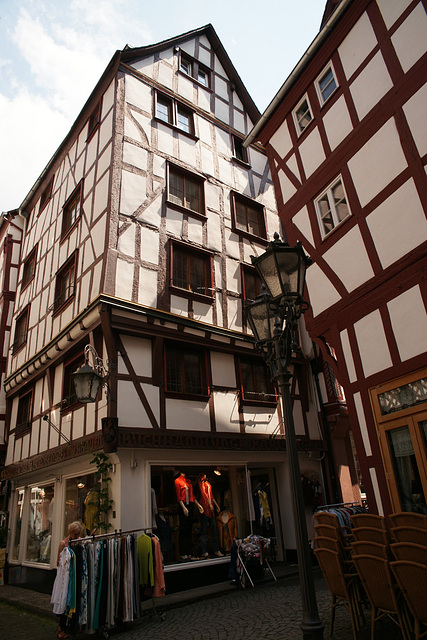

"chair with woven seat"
[390, 542, 427, 565]
[390, 526, 427, 546]
[352, 553, 412, 640]
[352, 526, 389, 545]
[350, 513, 388, 530]
[313, 511, 341, 527]
[314, 547, 363, 640]
[314, 523, 352, 546]
[351, 540, 389, 560]
[391, 560, 427, 640]
[388, 512, 427, 529]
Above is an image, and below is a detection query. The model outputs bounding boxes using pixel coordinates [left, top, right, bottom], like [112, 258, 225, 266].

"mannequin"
[196, 473, 223, 558]
[174, 471, 203, 560]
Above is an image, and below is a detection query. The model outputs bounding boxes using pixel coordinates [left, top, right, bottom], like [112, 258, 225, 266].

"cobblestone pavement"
[0, 574, 406, 640]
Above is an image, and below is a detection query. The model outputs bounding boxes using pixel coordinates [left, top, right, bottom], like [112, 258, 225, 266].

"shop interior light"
[214, 468, 221, 476]
[77, 478, 85, 489]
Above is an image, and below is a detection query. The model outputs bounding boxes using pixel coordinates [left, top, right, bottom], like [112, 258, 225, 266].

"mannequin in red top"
[174, 471, 203, 560]
[196, 473, 224, 558]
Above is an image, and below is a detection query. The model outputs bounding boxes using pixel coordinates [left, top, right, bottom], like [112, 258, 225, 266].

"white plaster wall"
[293, 206, 315, 246]
[322, 226, 374, 292]
[211, 352, 236, 388]
[270, 120, 292, 159]
[244, 407, 278, 435]
[391, 3, 427, 73]
[213, 391, 240, 432]
[299, 127, 326, 178]
[376, 0, 413, 29]
[338, 11, 377, 79]
[118, 380, 160, 427]
[340, 328, 357, 384]
[353, 391, 372, 456]
[354, 309, 393, 378]
[119, 336, 152, 376]
[350, 52, 393, 121]
[166, 398, 211, 430]
[120, 170, 147, 216]
[387, 286, 427, 362]
[305, 264, 341, 316]
[115, 258, 134, 300]
[366, 178, 427, 269]
[403, 82, 427, 157]
[193, 301, 213, 324]
[278, 169, 297, 204]
[348, 118, 407, 207]
[323, 95, 353, 151]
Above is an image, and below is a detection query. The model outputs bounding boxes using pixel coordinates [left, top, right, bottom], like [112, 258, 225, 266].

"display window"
[151, 465, 252, 564]
[64, 473, 99, 537]
[25, 483, 54, 564]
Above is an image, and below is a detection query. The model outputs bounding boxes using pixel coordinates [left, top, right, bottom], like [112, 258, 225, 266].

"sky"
[0, 0, 326, 211]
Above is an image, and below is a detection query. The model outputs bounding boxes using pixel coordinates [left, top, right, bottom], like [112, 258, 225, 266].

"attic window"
[87, 100, 102, 140]
[155, 92, 195, 137]
[179, 51, 211, 89]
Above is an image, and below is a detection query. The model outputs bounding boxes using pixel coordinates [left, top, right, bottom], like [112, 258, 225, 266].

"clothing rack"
[68, 525, 165, 637]
[314, 501, 362, 511]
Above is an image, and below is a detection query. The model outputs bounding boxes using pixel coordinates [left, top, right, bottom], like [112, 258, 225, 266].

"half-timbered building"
[2, 25, 333, 591]
[247, 0, 427, 516]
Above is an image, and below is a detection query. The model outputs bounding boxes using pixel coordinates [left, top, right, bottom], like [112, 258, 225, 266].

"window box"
[170, 242, 214, 300]
[315, 176, 351, 238]
[231, 193, 267, 241]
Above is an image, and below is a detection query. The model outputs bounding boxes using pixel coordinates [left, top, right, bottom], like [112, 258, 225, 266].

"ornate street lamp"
[72, 345, 109, 404]
[246, 233, 324, 640]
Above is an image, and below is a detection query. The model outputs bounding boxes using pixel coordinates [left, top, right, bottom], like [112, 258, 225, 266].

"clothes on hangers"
[216, 510, 238, 552]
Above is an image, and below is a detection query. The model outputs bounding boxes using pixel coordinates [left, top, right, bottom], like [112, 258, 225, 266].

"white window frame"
[315, 62, 338, 106]
[315, 176, 351, 238]
[292, 94, 313, 135]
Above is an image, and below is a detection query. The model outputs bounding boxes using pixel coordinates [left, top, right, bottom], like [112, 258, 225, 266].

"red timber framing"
[251, 0, 427, 514]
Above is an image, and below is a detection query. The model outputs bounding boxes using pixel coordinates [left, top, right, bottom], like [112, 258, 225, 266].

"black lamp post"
[246, 233, 324, 640]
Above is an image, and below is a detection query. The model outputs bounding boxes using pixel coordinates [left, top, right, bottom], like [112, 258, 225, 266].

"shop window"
[232, 135, 249, 164]
[62, 352, 86, 409]
[315, 176, 351, 238]
[22, 246, 37, 289]
[155, 92, 195, 136]
[13, 306, 29, 353]
[179, 52, 211, 88]
[316, 63, 338, 105]
[239, 356, 276, 403]
[62, 182, 83, 239]
[167, 164, 205, 217]
[39, 176, 54, 214]
[64, 473, 98, 537]
[11, 488, 25, 561]
[232, 193, 266, 240]
[15, 389, 33, 436]
[170, 242, 213, 298]
[293, 94, 313, 134]
[53, 252, 77, 313]
[165, 342, 209, 396]
[87, 100, 102, 140]
[25, 483, 54, 564]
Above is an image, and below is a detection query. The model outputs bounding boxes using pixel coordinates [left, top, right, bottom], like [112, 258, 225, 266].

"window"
[25, 483, 54, 564]
[39, 176, 54, 214]
[62, 183, 82, 238]
[16, 389, 33, 436]
[179, 52, 211, 88]
[239, 356, 276, 403]
[62, 352, 85, 409]
[54, 253, 77, 313]
[171, 243, 213, 297]
[315, 177, 350, 238]
[87, 101, 102, 139]
[316, 64, 337, 105]
[232, 193, 266, 239]
[168, 165, 204, 216]
[13, 307, 29, 353]
[155, 92, 195, 136]
[22, 246, 37, 289]
[293, 95, 313, 134]
[232, 135, 249, 164]
[165, 342, 209, 396]
[242, 266, 262, 305]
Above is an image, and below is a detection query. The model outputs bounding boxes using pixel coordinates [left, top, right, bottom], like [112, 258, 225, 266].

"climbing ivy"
[90, 451, 113, 533]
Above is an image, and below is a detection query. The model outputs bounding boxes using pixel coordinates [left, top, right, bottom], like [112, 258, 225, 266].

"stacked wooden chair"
[388, 512, 427, 640]
[312, 512, 364, 640]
